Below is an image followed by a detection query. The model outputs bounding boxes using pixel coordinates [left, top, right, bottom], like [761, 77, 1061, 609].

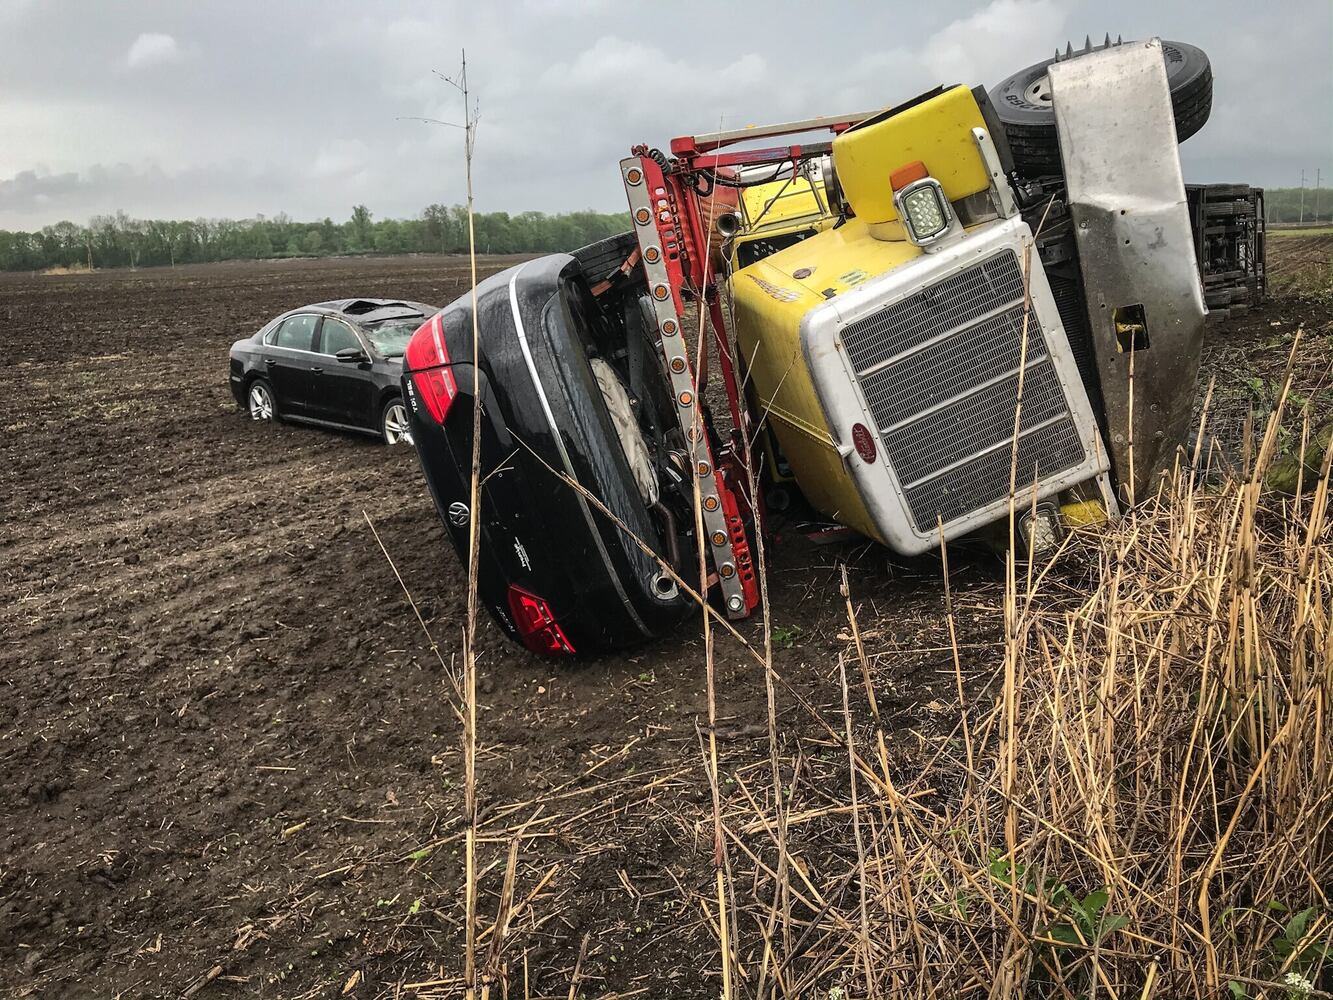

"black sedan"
[229, 299, 436, 444]
[402, 241, 690, 658]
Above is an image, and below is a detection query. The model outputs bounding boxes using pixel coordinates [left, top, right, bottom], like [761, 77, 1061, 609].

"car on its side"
[229, 298, 437, 445]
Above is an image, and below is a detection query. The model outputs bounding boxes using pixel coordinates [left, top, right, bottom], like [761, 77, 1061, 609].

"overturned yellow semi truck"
[403, 38, 1213, 656]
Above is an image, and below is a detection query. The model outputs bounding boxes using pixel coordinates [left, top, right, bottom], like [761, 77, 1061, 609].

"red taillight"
[404, 314, 458, 423]
[506, 585, 576, 656]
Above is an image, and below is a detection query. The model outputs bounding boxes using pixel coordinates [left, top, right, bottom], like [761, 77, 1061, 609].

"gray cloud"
[124, 32, 182, 70]
[1, 0, 1329, 229]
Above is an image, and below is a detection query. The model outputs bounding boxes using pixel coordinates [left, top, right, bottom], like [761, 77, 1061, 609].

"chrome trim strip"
[971, 127, 1019, 218]
[284, 414, 380, 438]
[506, 263, 650, 637]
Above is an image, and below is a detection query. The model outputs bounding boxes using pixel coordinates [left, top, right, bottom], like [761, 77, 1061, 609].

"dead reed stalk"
[714, 357, 1333, 998]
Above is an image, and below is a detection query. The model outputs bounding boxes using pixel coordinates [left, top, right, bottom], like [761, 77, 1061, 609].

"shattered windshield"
[362, 317, 423, 358]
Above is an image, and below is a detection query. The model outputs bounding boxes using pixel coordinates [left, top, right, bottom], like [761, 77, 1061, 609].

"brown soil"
[1, 249, 1329, 998]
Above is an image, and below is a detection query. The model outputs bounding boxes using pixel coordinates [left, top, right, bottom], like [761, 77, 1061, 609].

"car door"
[313, 316, 377, 427]
[262, 313, 320, 416]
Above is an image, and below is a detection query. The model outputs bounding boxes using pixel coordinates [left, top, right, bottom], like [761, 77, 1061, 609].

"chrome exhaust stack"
[715, 211, 743, 239]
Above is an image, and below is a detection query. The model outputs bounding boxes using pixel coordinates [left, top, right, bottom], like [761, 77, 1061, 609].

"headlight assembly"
[894, 176, 954, 245]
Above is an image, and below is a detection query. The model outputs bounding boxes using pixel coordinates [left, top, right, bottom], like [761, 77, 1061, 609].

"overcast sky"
[2, 0, 1330, 229]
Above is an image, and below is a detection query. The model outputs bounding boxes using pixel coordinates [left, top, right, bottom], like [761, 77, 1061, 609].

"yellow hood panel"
[747, 218, 924, 299]
[833, 85, 989, 226]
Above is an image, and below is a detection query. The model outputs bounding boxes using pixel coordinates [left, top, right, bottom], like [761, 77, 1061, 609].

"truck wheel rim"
[383, 402, 411, 445]
[249, 384, 273, 421]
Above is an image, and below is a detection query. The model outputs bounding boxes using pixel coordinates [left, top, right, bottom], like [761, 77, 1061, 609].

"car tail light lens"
[506, 585, 576, 656]
[404, 314, 458, 423]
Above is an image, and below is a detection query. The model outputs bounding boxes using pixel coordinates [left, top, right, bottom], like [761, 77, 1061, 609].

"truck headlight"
[895, 177, 953, 245]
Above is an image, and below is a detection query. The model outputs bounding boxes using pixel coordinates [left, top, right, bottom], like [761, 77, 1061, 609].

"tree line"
[1264, 186, 1333, 224]
[0, 205, 632, 272]
[6, 184, 1324, 272]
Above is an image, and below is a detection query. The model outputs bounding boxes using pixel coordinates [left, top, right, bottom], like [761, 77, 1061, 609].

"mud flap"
[1050, 38, 1206, 503]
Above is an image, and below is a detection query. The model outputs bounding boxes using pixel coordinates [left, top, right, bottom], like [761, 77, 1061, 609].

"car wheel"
[380, 397, 412, 446]
[247, 378, 276, 421]
[989, 39, 1212, 177]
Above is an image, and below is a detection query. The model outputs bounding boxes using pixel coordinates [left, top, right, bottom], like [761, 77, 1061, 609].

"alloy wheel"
[248, 383, 274, 421]
[383, 401, 412, 445]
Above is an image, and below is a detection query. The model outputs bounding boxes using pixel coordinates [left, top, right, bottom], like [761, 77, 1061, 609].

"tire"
[380, 396, 412, 446]
[989, 40, 1212, 177]
[571, 232, 638, 284]
[246, 378, 277, 422]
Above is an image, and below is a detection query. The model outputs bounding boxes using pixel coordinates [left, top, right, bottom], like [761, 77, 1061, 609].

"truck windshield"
[363, 317, 424, 358]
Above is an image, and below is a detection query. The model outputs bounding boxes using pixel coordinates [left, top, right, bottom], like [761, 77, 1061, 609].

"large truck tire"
[989, 39, 1212, 177]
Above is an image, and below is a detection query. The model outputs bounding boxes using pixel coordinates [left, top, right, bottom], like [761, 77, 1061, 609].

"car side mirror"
[335, 347, 369, 364]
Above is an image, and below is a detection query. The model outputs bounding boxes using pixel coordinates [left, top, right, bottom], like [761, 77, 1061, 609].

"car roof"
[308, 298, 434, 322]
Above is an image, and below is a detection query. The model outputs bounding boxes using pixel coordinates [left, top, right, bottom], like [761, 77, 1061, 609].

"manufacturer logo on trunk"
[447, 501, 470, 526]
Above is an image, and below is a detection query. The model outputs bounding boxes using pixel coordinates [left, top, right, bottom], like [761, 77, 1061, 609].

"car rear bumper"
[228, 365, 246, 406]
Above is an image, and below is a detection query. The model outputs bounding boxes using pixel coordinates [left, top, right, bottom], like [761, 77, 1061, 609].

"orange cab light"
[890, 160, 930, 191]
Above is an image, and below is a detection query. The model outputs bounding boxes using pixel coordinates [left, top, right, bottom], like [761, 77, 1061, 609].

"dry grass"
[714, 387, 1333, 998]
[375, 366, 1333, 997]
[439, 372, 1333, 997]
[390, 215, 1333, 998]
[418, 330, 1333, 998]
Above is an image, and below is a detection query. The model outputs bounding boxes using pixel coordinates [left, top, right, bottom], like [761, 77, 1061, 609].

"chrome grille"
[842, 253, 1026, 371]
[839, 251, 1088, 531]
[904, 421, 1088, 527]
[855, 305, 1046, 428]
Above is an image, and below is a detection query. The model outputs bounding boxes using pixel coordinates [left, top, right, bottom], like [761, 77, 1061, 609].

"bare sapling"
[430, 50, 486, 1000]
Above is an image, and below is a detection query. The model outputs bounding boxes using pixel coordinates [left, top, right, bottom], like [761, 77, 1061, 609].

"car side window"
[319, 317, 362, 356]
[273, 314, 318, 351]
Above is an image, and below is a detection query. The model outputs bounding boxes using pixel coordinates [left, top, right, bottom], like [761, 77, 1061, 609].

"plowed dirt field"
[2, 248, 1329, 998]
